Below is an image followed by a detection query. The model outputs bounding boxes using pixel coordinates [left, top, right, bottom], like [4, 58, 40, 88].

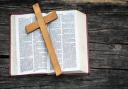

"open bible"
[10, 10, 89, 75]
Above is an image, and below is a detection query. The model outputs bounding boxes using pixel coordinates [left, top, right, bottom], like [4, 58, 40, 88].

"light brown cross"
[25, 3, 62, 76]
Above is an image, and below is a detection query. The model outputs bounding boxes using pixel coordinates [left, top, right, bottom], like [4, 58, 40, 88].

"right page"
[48, 10, 78, 73]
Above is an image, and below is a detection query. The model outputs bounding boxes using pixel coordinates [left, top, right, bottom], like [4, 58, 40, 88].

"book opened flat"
[10, 3, 89, 76]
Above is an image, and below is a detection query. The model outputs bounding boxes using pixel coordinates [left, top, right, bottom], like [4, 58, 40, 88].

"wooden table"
[0, 1, 128, 89]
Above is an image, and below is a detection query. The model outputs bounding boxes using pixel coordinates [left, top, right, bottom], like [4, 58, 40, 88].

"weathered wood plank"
[0, 61, 128, 89]
[89, 43, 128, 69]
[88, 13, 128, 44]
[64, 0, 128, 5]
[0, 0, 128, 5]
[0, 25, 9, 55]
[86, 12, 128, 69]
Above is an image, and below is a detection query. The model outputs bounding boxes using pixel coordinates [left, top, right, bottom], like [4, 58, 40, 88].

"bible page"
[14, 14, 49, 75]
[48, 10, 78, 73]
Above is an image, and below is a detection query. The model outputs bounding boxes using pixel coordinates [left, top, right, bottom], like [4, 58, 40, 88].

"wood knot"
[112, 44, 122, 51]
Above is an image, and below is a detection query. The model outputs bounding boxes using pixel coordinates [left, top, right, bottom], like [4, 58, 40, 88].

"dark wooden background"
[0, 0, 128, 89]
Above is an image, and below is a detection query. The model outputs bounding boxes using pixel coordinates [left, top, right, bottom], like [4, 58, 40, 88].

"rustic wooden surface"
[0, 0, 128, 89]
[64, 0, 128, 4]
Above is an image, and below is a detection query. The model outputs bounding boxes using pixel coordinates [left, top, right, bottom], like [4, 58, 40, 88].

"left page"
[11, 14, 49, 75]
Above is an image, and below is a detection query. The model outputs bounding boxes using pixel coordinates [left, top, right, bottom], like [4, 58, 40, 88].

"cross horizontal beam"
[25, 11, 57, 33]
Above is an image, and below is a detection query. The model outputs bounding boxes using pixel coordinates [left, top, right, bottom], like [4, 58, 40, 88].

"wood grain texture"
[0, 0, 128, 89]
[64, 0, 128, 5]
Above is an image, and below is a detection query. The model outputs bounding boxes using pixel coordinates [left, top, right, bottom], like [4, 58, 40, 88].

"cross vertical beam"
[26, 3, 62, 76]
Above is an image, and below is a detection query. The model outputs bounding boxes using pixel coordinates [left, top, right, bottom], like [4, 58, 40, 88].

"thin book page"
[11, 15, 18, 75]
[75, 10, 89, 73]
[48, 11, 78, 73]
[15, 14, 48, 75]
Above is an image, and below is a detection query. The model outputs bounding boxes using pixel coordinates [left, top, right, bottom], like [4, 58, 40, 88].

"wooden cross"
[25, 3, 62, 76]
